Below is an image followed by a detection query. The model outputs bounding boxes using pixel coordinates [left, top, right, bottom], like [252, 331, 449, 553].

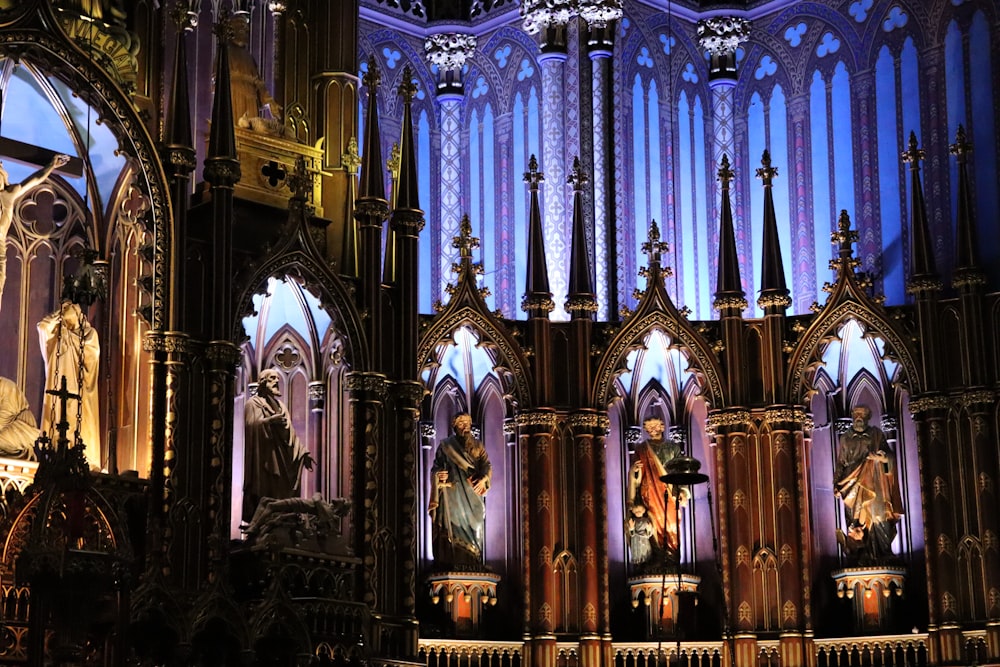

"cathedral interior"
[0, 0, 996, 665]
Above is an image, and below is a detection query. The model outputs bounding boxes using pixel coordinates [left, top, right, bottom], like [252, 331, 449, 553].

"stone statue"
[0, 154, 70, 309]
[0, 376, 39, 460]
[627, 417, 688, 568]
[627, 504, 655, 566]
[428, 413, 491, 567]
[834, 405, 903, 564]
[37, 300, 101, 469]
[242, 369, 314, 522]
[245, 493, 351, 555]
[226, 16, 293, 138]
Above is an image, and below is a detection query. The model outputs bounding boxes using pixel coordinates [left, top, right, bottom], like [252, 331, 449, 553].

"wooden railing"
[418, 635, 939, 667]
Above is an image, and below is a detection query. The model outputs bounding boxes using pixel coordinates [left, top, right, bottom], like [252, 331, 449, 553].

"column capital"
[521, 0, 575, 35]
[696, 16, 750, 80]
[424, 32, 477, 99]
[580, 0, 622, 57]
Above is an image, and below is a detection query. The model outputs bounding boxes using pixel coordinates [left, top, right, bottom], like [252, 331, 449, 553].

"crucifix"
[45, 375, 82, 450]
[0, 90, 84, 178]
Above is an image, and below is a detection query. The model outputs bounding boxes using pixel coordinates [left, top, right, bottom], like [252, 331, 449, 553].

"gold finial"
[901, 131, 925, 165]
[950, 125, 971, 160]
[567, 156, 588, 190]
[386, 142, 401, 177]
[717, 154, 735, 185]
[398, 66, 418, 102]
[755, 149, 777, 183]
[831, 209, 858, 247]
[363, 56, 381, 89]
[524, 154, 544, 188]
[642, 219, 669, 265]
[342, 137, 361, 174]
[452, 214, 480, 259]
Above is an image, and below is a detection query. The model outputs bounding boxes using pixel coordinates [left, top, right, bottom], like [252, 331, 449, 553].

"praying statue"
[627, 417, 688, 569]
[0, 154, 70, 309]
[428, 413, 492, 568]
[38, 300, 101, 469]
[0, 376, 39, 460]
[243, 369, 314, 523]
[834, 405, 903, 564]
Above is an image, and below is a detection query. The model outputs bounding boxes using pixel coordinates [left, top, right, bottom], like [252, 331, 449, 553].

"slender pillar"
[697, 16, 750, 293]
[851, 71, 879, 272]
[786, 95, 816, 314]
[518, 410, 559, 667]
[522, 4, 573, 320]
[424, 33, 474, 310]
[582, 4, 620, 321]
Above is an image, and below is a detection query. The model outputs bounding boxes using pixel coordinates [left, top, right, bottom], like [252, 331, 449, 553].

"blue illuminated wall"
[359, 0, 1000, 318]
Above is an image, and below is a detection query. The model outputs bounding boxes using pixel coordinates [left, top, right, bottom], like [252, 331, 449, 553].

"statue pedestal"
[426, 570, 500, 637]
[629, 573, 701, 638]
[832, 566, 906, 634]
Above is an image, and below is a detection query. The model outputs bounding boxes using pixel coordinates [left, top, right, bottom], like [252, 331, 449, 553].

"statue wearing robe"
[242, 369, 313, 522]
[428, 413, 491, 567]
[0, 376, 38, 460]
[38, 301, 101, 469]
[834, 405, 903, 563]
[627, 417, 687, 568]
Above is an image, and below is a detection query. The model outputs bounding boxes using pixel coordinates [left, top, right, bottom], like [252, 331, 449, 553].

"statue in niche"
[834, 405, 903, 564]
[226, 15, 294, 139]
[37, 300, 101, 469]
[0, 376, 39, 460]
[627, 417, 688, 569]
[0, 154, 70, 309]
[243, 369, 314, 523]
[627, 504, 655, 566]
[428, 413, 491, 568]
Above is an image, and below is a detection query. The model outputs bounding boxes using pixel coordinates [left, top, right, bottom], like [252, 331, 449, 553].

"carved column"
[764, 408, 812, 665]
[786, 95, 815, 314]
[567, 412, 604, 639]
[425, 33, 475, 306]
[495, 112, 516, 315]
[580, 0, 621, 321]
[697, 17, 750, 283]
[911, 399, 963, 665]
[305, 0, 358, 261]
[964, 392, 1000, 635]
[850, 70, 879, 271]
[518, 409, 559, 667]
[708, 410, 752, 656]
[522, 1, 574, 320]
[308, 381, 325, 497]
[204, 341, 240, 584]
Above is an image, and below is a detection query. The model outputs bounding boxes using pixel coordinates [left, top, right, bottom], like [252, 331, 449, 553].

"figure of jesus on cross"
[0, 153, 71, 308]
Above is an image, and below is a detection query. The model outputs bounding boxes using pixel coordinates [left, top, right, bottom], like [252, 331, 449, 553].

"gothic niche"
[233, 275, 352, 550]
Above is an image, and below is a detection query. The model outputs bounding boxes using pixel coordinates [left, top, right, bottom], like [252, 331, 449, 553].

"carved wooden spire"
[566, 156, 596, 317]
[522, 155, 554, 316]
[756, 150, 790, 311]
[950, 125, 984, 286]
[713, 154, 746, 313]
[206, 16, 238, 168]
[902, 132, 940, 293]
[357, 57, 388, 212]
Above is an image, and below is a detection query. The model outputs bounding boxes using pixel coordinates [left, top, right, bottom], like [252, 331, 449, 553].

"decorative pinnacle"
[831, 209, 858, 247]
[755, 149, 777, 183]
[169, 1, 199, 31]
[524, 154, 544, 188]
[901, 131, 925, 165]
[286, 156, 311, 200]
[950, 125, 971, 160]
[386, 142, 401, 176]
[641, 219, 669, 265]
[453, 214, 480, 259]
[342, 137, 361, 174]
[397, 66, 418, 102]
[717, 154, 735, 186]
[363, 56, 381, 89]
[567, 156, 588, 191]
